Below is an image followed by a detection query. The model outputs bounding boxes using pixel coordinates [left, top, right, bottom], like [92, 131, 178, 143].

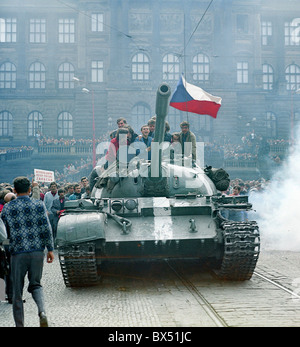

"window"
[29, 19, 46, 43]
[58, 62, 75, 89]
[58, 18, 75, 43]
[237, 15, 248, 34]
[28, 111, 43, 137]
[91, 13, 104, 32]
[132, 53, 150, 81]
[261, 21, 272, 46]
[91, 60, 103, 82]
[192, 53, 210, 82]
[0, 111, 13, 137]
[0, 62, 16, 89]
[285, 64, 300, 91]
[131, 103, 151, 131]
[266, 112, 277, 138]
[163, 54, 180, 81]
[58, 112, 73, 137]
[262, 64, 274, 90]
[285, 19, 300, 46]
[0, 18, 17, 43]
[29, 62, 46, 89]
[237, 61, 248, 84]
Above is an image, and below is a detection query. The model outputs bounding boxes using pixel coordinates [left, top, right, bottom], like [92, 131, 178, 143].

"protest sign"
[34, 169, 55, 183]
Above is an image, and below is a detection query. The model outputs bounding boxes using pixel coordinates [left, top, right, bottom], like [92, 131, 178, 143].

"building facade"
[1, 0, 300, 146]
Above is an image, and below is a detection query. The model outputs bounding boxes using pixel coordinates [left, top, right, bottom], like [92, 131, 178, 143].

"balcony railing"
[37, 144, 93, 155]
[0, 149, 33, 161]
[224, 159, 258, 168]
[269, 143, 289, 154]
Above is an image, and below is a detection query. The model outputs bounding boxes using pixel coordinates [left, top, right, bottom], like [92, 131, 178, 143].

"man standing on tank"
[1, 176, 54, 327]
[179, 121, 197, 161]
[110, 117, 127, 138]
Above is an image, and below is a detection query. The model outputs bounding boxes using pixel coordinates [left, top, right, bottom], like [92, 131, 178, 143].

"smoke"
[249, 126, 300, 251]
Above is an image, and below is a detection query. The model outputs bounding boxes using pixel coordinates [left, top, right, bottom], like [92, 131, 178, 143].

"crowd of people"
[205, 133, 290, 166]
[35, 135, 106, 147]
[0, 146, 33, 158]
[102, 116, 197, 168]
[31, 124, 290, 171]
[0, 146, 33, 154]
[224, 177, 268, 196]
[55, 157, 93, 184]
[0, 119, 290, 178]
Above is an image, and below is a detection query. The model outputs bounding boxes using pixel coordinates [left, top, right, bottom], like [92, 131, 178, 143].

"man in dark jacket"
[1, 176, 54, 327]
[51, 188, 69, 238]
[179, 121, 197, 161]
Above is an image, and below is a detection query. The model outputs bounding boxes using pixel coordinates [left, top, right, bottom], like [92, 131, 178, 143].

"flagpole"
[183, 14, 189, 124]
[177, 0, 215, 125]
[92, 89, 96, 167]
[182, 74, 189, 123]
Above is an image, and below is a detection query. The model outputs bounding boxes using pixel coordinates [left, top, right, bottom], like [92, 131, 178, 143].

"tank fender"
[56, 212, 106, 245]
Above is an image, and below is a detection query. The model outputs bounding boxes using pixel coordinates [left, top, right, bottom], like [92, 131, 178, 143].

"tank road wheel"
[58, 242, 99, 287]
[214, 221, 260, 281]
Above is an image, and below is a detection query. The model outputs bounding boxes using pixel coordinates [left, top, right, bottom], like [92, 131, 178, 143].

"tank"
[56, 83, 260, 287]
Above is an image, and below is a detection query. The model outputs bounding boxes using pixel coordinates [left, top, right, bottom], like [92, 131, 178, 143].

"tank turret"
[56, 83, 260, 287]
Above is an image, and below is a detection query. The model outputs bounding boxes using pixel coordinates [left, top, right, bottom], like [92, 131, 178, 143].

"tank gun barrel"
[150, 83, 171, 179]
[153, 83, 171, 144]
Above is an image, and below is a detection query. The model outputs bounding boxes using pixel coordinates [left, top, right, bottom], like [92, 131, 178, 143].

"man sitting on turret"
[110, 117, 127, 139]
[134, 125, 153, 160]
[105, 126, 139, 169]
[105, 127, 131, 167]
[147, 118, 156, 138]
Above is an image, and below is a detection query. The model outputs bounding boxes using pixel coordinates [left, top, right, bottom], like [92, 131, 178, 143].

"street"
[0, 249, 300, 328]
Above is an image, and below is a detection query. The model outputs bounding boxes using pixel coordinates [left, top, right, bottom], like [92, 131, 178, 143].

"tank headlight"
[125, 199, 137, 211]
[111, 200, 123, 212]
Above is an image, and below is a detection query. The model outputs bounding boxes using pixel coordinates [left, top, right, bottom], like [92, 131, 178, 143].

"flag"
[170, 75, 222, 119]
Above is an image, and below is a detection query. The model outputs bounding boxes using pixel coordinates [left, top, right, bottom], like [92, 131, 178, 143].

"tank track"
[58, 242, 98, 287]
[215, 220, 260, 281]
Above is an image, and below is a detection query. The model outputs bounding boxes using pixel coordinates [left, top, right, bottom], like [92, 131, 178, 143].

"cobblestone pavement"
[0, 249, 300, 328]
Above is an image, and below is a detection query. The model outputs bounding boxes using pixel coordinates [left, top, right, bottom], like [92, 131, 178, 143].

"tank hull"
[56, 196, 222, 260]
[56, 196, 223, 287]
[56, 196, 260, 287]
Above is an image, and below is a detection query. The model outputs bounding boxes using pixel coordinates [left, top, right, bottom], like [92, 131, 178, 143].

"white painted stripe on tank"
[153, 198, 173, 241]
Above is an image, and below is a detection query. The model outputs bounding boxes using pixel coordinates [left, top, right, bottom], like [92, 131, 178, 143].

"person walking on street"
[1, 176, 54, 327]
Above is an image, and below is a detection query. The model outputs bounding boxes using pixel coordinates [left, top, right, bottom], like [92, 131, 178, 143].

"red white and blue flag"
[170, 75, 222, 119]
